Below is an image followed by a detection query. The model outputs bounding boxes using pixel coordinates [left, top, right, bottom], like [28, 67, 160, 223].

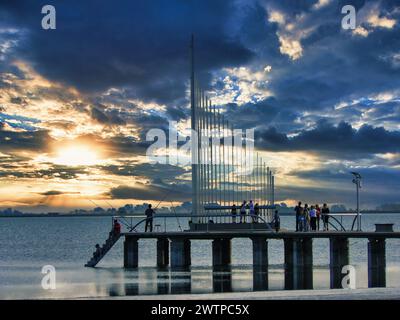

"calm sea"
[0, 214, 399, 299]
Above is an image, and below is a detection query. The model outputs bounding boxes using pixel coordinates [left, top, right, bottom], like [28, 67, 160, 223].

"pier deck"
[123, 230, 400, 239]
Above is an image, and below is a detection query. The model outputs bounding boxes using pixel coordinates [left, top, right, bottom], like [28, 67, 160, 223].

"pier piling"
[170, 238, 191, 269]
[252, 237, 268, 290]
[284, 238, 313, 290]
[329, 237, 349, 289]
[212, 238, 231, 269]
[124, 236, 139, 268]
[157, 238, 170, 268]
[368, 238, 386, 288]
[252, 237, 268, 270]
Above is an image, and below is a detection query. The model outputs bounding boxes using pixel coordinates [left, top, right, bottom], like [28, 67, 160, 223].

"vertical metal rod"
[206, 97, 212, 212]
[217, 108, 222, 212]
[190, 36, 199, 218]
[210, 99, 214, 210]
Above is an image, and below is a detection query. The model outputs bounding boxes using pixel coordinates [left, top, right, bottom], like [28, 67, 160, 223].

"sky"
[0, 0, 399, 212]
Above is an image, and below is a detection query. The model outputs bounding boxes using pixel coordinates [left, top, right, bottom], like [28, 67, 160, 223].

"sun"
[52, 144, 102, 166]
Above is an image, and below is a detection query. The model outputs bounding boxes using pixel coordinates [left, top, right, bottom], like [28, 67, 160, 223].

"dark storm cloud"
[101, 162, 188, 179]
[39, 190, 80, 196]
[256, 120, 400, 157]
[0, 164, 88, 180]
[281, 165, 400, 207]
[108, 182, 191, 202]
[0, 127, 52, 152]
[90, 105, 126, 126]
[1, 0, 254, 105]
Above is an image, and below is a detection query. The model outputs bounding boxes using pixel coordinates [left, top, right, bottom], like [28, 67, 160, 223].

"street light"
[351, 172, 362, 231]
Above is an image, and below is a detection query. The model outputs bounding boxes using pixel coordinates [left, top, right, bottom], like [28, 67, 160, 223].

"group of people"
[231, 200, 280, 231]
[294, 202, 330, 232]
[94, 219, 121, 259]
[230, 200, 260, 223]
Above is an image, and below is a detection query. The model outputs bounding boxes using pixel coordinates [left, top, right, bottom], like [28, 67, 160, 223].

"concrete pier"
[170, 238, 191, 269]
[107, 230, 400, 291]
[124, 237, 138, 268]
[368, 238, 386, 288]
[329, 237, 349, 289]
[284, 238, 313, 290]
[212, 239, 231, 269]
[156, 238, 169, 268]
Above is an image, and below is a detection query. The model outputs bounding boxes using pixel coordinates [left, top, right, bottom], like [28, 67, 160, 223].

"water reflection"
[253, 268, 268, 291]
[212, 266, 232, 292]
[100, 265, 334, 297]
[170, 271, 192, 294]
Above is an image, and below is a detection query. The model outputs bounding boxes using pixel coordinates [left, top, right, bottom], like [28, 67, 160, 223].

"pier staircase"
[85, 233, 121, 267]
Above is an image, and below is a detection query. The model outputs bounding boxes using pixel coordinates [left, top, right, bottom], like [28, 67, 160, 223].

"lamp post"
[351, 172, 362, 231]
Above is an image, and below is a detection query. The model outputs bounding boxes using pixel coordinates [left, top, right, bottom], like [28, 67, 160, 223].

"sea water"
[0, 214, 399, 299]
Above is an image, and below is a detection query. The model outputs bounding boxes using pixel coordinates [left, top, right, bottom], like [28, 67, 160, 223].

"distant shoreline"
[1, 211, 400, 218]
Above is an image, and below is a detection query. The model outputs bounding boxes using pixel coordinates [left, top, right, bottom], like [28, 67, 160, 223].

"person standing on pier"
[254, 203, 260, 223]
[112, 219, 121, 237]
[303, 204, 310, 231]
[309, 205, 317, 231]
[240, 201, 247, 223]
[272, 209, 280, 232]
[316, 204, 321, 230]
[249, 200, 255, 223]
[145, 204, 154, 232]
[322, 203, 330, 231]
[294, 201, 303, 231]
[231, 204, 237, 223]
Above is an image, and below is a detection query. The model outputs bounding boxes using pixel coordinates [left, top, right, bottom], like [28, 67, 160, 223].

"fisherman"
[145, 204, 155, 232]
[231, 204, 237, 223]
[111, 219, 121, 237]
[240, 201, 247, 223]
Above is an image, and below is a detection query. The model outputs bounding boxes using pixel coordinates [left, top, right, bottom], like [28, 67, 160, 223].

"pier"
[119, 229, 399, 290]
[84, 39, 397, 293]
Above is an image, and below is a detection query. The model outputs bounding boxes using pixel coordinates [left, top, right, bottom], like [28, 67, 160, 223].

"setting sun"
[53, 145, 101, 166]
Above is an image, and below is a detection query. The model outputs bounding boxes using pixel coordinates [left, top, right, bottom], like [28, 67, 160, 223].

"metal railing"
[111, 212, 272, 233]
[327, 213, 362, 231]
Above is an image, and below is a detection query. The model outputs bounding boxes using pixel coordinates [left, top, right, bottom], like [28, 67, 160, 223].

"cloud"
[256, 120, 400, 157]
[108, 182, 191, 202]
[1, 0, 255, 105]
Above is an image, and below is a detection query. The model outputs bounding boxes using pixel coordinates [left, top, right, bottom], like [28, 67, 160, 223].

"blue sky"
[0, 0, 399, 211]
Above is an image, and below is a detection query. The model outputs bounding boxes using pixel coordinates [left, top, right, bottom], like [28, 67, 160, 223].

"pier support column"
[252, 237, 268, 291]
[252, 237, 268, 269]
[368, 238, 386, 288]
[329, 237, 349, 289]
[157, 238, 169, 268]
[124, 237, 138, 268]
[170, 238, 191, 270]
[284, 238, 313, 290]
[212, 239, 231, 269]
